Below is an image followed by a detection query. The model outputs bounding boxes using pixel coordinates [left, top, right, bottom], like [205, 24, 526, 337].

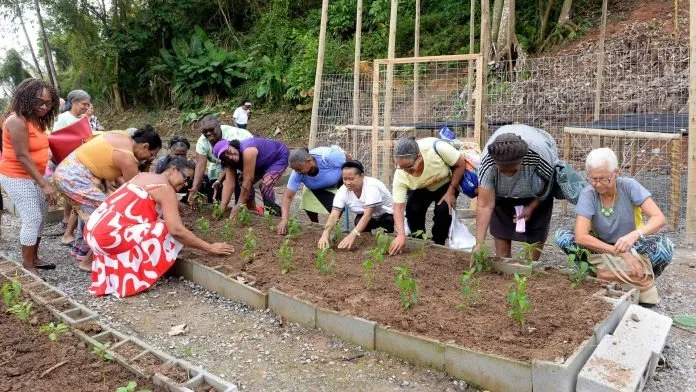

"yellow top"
[76, 130, 135, 181]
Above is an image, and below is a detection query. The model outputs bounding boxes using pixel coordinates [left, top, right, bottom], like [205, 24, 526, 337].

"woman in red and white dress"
[85, 157, 234, 297]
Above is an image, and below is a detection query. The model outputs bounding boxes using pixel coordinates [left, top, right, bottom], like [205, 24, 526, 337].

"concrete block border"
[172, 258, 267, 310]
[376, 326, 445, 371]
[316, 307, 376, 350]
[268, 288, 316, 328]
[445, 342, 533, 392]
[0, 256, 238, 392]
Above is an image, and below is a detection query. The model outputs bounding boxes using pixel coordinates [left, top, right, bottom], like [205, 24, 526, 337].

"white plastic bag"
[448, 210, 476, 251]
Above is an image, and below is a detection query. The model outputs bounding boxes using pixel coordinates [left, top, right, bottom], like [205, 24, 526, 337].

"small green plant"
[263, 206, 275, 230]
[362, 259, 375, 289]
[8, 300, 33, 321]
[221, 219, 235, 243]
[375, 228, 392, 252]
[1, 277, 22, 306]
[116, 381, 153, 392]
[456, 267, 482, 309]
[92, 342, 113, 361]
[277, 238, 294, 274]
[315, 247, 335, 274]
[393, 264, 419, 309]
[192, 192, 207, 208]
[471, 243, 492, 272]
[287, 216, 301, 238]
[506, 273, 531, 329]
[39, 322, 69, 341]
[329, 222, 344, 245]
[236, 204, 253, 226]
[212, 200, 224, 220]
[517, 242, 538, 265]
[196, 217, 211, 238]
[566, 247, 595, 288]
[410, 229, 431, 261]
[241, 228, 257, 262]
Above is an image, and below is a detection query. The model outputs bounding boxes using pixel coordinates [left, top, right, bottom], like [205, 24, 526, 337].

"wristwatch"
[636, 229, 645, 239]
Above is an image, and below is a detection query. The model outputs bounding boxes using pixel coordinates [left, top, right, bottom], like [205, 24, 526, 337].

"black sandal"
[34, 262, 57, 270]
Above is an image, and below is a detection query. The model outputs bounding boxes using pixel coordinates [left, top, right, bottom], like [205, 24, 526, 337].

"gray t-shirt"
[575, 177, 651, 244]
[479, 125, 558, 199]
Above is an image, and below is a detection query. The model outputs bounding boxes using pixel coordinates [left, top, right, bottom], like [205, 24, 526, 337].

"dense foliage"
[9, 0, 599, 110]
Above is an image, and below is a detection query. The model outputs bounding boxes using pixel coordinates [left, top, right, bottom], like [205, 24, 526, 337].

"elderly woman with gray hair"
[554, 148, 673, 305]
[474, 124, 559, 261]
[54, 89, 91, 131]
[388, 136, 470, 255]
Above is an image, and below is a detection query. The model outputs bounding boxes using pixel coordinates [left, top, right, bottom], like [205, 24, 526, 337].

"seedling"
[237, 204, 252, 226]
[1, 277, 21, 306]
[277, 238, 294, 274]
[566, 247, 595, 288]
[471, 243, 492, 272]
[92, 341, 114, 361]
[116, 381, 152, 392]
[196, 217, 211, 238]
[329, 222, 344, 245]
[517, 242, 538, 265]
[456, 267, 482, 309]
[263, 206, 275, 230]
[315, 247, 335, 274]
[241, 228, 257, 262]
[39, 322, 70, 341]
[362, 259, 375, 289]
[507, 273, 531, 330]
[393, 264, 419, 309]
[212, 200, 224, 220]
[221, 219, 234, 243]
[375, 228, 392, 253]
[192, 192, 207, 208]
[8, 300, 33, 321]
[410, 230, 431, 261]
[287, 216, 301, 239]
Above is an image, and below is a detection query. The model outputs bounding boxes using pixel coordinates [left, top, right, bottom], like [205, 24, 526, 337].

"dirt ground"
[0, 210, 694, 392]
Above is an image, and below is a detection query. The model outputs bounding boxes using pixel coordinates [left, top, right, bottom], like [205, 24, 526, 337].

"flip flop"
[34, 262, 57, 270]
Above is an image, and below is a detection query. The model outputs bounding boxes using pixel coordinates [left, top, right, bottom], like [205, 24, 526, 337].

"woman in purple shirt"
[213, 138, 289, 219]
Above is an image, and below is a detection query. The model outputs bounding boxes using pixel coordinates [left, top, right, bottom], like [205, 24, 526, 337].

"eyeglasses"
[398, 156, 421, 173]
[177, 169, 192, 186]
[588, 172, 616, 185]
[34, 98, 52, 108]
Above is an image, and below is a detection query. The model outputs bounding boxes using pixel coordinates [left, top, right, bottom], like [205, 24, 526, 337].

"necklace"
[600, 188, 617, 217]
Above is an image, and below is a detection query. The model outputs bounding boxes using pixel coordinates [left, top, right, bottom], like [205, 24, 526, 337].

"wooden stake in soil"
[308, 0, 330, 149]
[593, 0, 608, 121]
[687, 0, 696, 242]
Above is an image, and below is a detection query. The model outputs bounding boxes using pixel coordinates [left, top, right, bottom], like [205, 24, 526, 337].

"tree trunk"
[34, 0, 58, 89]
[112, 54, 124, 113]
[492, 0, 521, 74]
[494, 0, 514, 55]
[15, 3, 43, 79]
[557, 0, 573, 26]
[536, 0, 554, 44]
[491, 0, 504, 45]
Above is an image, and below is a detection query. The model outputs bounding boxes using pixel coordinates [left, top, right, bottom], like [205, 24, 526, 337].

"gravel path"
[0, 211, 693, 391]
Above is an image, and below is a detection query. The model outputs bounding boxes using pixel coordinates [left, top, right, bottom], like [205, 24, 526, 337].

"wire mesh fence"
[314, 47, 689, 242]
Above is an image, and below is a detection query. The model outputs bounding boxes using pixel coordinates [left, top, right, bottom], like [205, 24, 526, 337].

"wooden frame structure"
[562, 126, 682, 230]
[370, 53, 485, 184]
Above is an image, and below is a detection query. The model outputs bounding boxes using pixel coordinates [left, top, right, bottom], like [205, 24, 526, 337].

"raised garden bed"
[176, 210, 637, 391]
[0, 257, 239, 392]
[0, 277, 163, 392]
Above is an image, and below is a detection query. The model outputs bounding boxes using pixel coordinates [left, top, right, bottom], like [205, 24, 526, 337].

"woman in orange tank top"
[0, 78, 59, 274]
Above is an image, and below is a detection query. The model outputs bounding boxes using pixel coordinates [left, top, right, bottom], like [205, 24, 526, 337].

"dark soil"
[0, 295, 163, 391]
[132, 352, 164, 376]
[157, 363, 189, 384]
[180, 211, 613, 362]
[113, 341, 146, 361]
[74, 321, 103, 335]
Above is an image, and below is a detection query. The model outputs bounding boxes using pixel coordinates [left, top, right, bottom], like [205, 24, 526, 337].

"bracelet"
[636, 229, 645, 239]
[351, 229, 361, 237]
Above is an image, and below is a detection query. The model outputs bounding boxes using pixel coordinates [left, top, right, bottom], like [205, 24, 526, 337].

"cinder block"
[612, 305, 672, 379]
[375, 326, 445, 371]
[222, 276, 268, 310]
[444, 343, 532, 392]
[192, 262, 223, 293]
[268, 288, 316, 328]
[59, 305, 98, 325]
[577, 334, 653, 392]
[489, 259, 532, 276]
[593, 288, 635, 342]
[532, 336, 597, 392]
[184, 372, 239, 392]
[316, 307, 375, 350]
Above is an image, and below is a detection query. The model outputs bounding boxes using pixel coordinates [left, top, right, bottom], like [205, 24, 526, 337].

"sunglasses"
[177, 168, 192, 186]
